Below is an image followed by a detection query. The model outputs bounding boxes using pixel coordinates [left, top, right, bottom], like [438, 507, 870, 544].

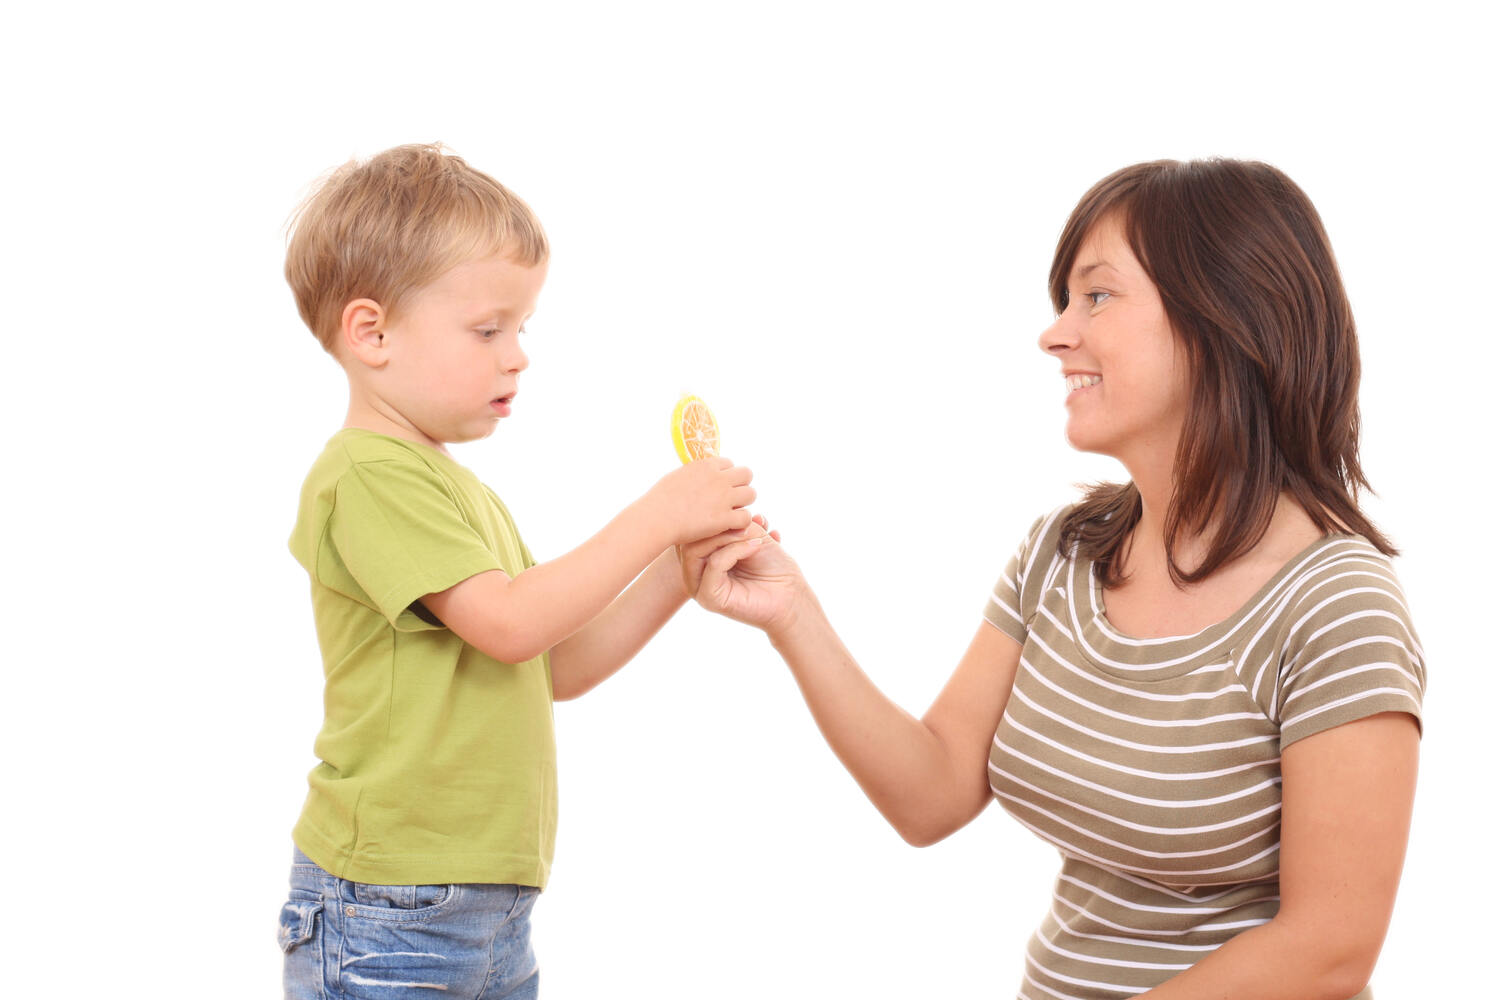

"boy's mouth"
[490, 393, 516, 415]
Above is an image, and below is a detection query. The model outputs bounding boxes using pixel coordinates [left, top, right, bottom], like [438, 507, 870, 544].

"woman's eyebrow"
[1072, 260, 1117, 280]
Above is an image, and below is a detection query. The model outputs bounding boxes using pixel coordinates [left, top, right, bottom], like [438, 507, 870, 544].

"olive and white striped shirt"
[983, 507, 1424, 1000]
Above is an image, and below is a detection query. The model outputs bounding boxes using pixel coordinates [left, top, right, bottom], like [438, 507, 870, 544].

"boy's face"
[372, 254, 547, 448]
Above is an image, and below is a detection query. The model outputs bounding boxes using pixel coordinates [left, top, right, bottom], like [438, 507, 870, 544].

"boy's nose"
[504, 346, 529, 375]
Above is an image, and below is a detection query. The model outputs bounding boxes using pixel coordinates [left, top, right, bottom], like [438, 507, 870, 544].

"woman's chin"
[1063, 424, 1106, 455]
[1065, 428, 1135, 467]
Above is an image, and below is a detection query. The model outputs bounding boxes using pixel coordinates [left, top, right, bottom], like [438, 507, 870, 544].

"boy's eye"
[480, 328, 499, 339]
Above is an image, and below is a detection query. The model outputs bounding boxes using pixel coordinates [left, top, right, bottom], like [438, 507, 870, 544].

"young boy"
[275, 144, 756, 999]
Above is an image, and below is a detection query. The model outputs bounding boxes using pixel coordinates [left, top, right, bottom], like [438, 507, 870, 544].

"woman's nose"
[1038, 312, 1078, 355]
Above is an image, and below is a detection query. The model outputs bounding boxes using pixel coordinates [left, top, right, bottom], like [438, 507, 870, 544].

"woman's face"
[1038, 215, 1190, 470]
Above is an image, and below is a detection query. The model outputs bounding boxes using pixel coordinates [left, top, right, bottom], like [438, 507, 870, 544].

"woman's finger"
[699, 536, 766, 601]
[681, 524, 757, 560]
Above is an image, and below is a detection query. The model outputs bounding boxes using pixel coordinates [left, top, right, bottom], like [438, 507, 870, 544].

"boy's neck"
[343, 393, 451, 456]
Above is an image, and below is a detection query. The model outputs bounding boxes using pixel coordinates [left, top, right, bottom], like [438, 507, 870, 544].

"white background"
[4, 1, 1495, 996]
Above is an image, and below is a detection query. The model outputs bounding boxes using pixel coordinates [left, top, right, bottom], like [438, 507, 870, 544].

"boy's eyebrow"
[469, 305, 533, 323]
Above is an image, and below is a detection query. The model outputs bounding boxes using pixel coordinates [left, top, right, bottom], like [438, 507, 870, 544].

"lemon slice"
[671, 394, 721, 464]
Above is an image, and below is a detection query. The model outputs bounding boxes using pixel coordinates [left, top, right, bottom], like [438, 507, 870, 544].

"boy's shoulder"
[301, 429, 480, 497]
[316, 428, 442, 472]
[290, 429, 521, 588]
[293, 430, 466, 555]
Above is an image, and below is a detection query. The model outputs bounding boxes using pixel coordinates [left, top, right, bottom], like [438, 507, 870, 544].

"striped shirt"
[983, 506, 1425, 1000]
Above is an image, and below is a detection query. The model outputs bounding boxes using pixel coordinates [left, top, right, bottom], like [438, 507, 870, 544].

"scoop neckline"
[1068, 532, 1355, 680]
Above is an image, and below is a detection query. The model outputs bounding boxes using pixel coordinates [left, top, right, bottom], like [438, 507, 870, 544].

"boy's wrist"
[648, 546, 693, 603]
[625, 493, 677, 553]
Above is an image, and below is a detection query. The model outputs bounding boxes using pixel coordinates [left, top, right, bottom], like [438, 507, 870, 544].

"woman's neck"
[1123, 472, 1325, 589]
[1121, 447, 1193, 578]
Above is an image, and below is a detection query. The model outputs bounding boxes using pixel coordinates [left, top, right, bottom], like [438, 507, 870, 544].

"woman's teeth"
[1065, 374, 1102, 392]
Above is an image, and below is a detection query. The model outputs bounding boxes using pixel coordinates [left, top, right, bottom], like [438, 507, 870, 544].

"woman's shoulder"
[1264, 532, 1421, 666]
[1014, 503, 1081, 566]
[1279, 532, 1407, 607]
[1268, 532, 1425, 743]
[996, 504, 1081, 605]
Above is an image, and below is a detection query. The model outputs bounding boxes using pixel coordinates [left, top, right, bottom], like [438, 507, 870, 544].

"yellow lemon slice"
[671, 394, 721, 464]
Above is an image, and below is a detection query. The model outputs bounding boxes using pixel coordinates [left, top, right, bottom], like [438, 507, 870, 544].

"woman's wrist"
[766, 583, 823, 651]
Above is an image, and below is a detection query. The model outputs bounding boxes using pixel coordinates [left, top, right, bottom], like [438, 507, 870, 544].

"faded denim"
[279, 846, 540, 1000]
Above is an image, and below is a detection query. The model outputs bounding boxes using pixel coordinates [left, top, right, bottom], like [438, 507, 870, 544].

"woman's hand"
[679, 515, 804, 636]
[675, 514, 776, 604]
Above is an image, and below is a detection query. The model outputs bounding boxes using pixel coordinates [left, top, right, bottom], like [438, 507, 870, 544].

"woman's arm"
[689, 533, 1023, 845]
[1140, 711, 1420, 1000]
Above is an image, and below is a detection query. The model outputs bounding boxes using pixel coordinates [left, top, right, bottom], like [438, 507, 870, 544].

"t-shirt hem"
[293, 825, 551, 889]
[982, 610, 1028, 647]
[1279, 692, 1423, 751]
[372, 551, 505, 630]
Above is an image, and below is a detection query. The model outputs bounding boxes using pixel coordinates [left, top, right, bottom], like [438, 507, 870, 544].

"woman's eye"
[1087, 291, 1111, 307]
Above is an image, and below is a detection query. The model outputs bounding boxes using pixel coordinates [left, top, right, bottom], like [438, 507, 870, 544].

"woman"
[684, 159, 1424, 999]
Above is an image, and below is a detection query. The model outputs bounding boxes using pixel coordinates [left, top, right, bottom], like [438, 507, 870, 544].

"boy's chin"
[459, 422, 501, 443]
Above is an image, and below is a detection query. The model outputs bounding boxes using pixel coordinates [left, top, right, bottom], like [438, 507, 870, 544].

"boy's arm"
[547, 548, 686, 700]
[420, 458, 753, 669]
[548, 517, 775, 700]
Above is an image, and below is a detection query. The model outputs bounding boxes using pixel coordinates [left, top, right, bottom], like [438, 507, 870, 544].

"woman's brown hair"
[1051, 159, 1394, 586]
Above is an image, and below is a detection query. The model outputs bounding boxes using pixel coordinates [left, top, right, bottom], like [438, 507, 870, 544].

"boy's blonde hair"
[285, 143, 549, 351]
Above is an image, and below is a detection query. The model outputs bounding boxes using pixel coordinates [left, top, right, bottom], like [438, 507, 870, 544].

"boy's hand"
[644, 457, 756, 547]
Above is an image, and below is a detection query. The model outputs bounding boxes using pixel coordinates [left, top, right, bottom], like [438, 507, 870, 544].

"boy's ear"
[340, 298, 389, 369]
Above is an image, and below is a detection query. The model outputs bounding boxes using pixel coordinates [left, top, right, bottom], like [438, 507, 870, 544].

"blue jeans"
[278, 846, 541, 1000]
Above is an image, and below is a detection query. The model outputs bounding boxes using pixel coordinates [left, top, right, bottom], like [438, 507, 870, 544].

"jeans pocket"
[349, 880, 453, 911]
[335, 886, 484, 1000]
[278, 897, 322, 954]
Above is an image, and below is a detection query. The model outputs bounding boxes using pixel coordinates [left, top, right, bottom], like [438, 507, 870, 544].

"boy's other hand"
[681, 519, 805, 636]
[645, 457, 756, 547]
[677, 514, 778, 598]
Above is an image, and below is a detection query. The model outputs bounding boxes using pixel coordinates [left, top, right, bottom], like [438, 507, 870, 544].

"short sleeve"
[1275, 552, 1426, 749]
[324, 458, 504, 631]
[982, 511, 1057, 645]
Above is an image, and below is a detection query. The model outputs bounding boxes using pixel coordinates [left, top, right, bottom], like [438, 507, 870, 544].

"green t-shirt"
[288, 429, 556, 887]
